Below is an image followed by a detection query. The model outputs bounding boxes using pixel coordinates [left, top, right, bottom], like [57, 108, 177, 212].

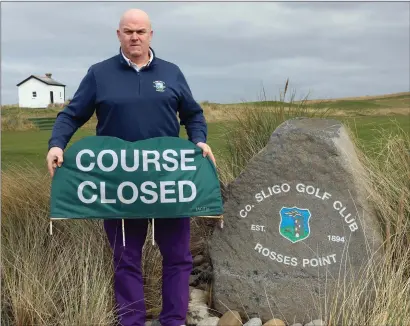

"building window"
[60, 92, 62, 98]
[32, 91, 37, 98]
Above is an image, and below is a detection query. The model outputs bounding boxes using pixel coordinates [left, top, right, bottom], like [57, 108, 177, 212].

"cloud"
[1, 2, 409, 104]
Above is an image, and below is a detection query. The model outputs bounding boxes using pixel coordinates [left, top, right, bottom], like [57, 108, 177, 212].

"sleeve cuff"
[191, 137, 206, 145]
[48, 142, 65, 151]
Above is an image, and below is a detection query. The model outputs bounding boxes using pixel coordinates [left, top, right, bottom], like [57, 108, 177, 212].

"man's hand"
[196, 142, 216, 166]
[47, 147, 64, 177]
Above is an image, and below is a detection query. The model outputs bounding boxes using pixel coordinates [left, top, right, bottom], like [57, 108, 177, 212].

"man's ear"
[116, 29, 121, 41]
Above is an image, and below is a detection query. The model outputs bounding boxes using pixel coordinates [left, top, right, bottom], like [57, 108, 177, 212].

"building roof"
[16, 74, 66, 87]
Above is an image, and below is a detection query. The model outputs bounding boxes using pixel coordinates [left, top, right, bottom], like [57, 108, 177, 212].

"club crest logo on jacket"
[153, 81, 166, 92]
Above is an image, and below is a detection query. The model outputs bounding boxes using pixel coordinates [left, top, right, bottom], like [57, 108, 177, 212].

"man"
[46, 8, 215, 326]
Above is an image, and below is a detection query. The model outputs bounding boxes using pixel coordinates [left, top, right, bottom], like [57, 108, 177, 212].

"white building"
[16, 73, 66, 108]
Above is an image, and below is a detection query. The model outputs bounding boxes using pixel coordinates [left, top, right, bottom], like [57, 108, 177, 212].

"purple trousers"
[103, 217, 192, 326]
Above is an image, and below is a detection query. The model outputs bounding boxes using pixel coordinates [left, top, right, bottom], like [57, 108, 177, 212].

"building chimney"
[45, 73, 52, 78]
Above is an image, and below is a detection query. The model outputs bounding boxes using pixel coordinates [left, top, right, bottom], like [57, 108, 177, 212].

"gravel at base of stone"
[262, 319, 286, 326]
[217, 311, 242, 326]
[193, 254, 205, 266]
[243, 317, 262, 326]
[197, 316, 220, 326]
[290, 324, 303, 326]
[187, 303, 209, 325]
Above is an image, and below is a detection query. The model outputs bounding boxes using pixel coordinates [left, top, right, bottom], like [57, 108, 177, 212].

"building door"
[50, 91, 54, 104]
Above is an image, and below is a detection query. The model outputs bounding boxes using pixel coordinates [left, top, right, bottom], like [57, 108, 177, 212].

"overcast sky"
[1, 2, 409, 104]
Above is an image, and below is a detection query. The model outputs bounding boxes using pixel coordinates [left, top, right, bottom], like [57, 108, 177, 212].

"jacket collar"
[119, 47, 156, 69]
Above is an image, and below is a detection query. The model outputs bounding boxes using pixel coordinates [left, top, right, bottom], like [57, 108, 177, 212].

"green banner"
[50, 136, 223, 219]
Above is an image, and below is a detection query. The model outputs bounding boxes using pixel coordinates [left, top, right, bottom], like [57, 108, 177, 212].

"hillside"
[1, 91, 409, 129]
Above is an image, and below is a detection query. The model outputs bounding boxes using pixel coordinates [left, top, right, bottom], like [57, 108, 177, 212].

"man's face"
[117, 18, 153, 60]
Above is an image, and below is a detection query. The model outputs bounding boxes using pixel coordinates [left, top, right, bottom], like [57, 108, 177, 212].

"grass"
[0, 123, 231, 171]
[323, 123, 410, 326]
[2, 115, 408, 172]
[316, 100, 382, 110]
[0, 106, 61, 117]
[343, 115, 410, 150]
[1, 165, 215, 325]
[1, 87, 409, 325]
[201, 92, 409, 120]
[215, 87, 333, 181]
[1, 129, 94, 171]
[311, 94, 409, 111]
[211, 95, 409, 325]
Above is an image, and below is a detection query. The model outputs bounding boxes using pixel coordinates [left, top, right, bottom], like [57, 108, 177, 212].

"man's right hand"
[47, 147, 64, 177]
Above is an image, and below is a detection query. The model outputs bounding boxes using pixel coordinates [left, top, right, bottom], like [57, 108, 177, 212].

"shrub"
[1, 115, 38, 131]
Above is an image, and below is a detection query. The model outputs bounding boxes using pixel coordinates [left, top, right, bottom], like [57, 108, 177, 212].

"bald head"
[117, 9, 153, 63]
[119, 9, 152, 31]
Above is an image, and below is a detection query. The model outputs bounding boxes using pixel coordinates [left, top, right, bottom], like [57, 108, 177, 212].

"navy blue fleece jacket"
[48, 48, 207, 150]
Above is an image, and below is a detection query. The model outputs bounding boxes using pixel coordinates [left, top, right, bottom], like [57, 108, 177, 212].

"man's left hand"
[196, 142, 216, 166]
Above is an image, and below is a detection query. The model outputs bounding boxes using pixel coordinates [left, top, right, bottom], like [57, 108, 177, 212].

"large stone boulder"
[209, 118, 383, 324]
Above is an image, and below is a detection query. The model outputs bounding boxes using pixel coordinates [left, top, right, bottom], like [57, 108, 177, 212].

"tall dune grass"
[1, 83, 409, 325]
[322, 124, 409, 325]
[1, 165, 215, 325]
[215, 92, 409, 325]
[217, 82, 330, 183]
[325, 225, 409, 326]
[1, 166, 117, 325]
[356, 123, 410, 247]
